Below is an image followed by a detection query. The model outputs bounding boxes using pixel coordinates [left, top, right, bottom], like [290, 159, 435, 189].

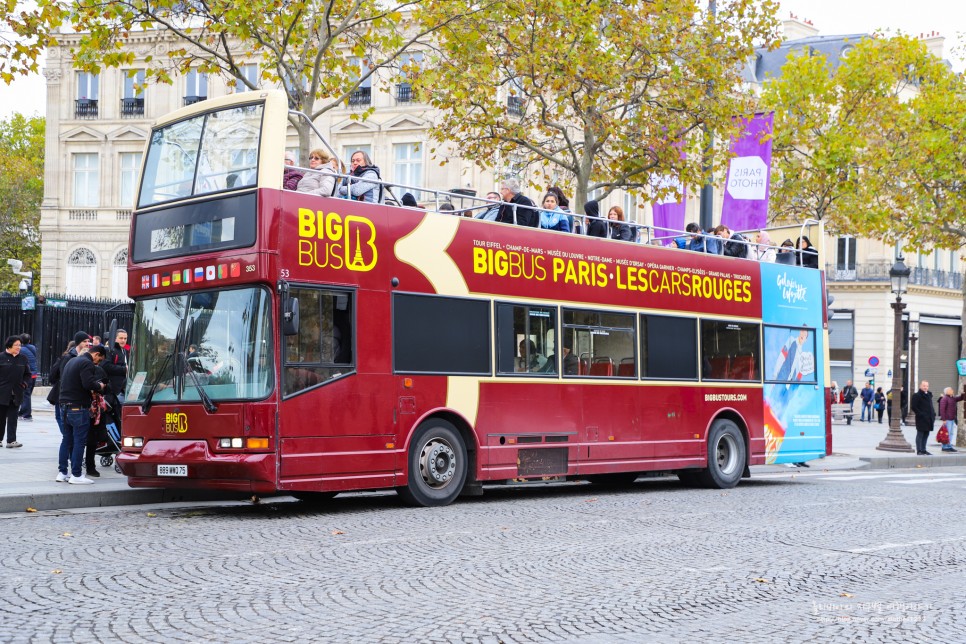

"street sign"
[20, 295, 35, 311]
[868, 356, 880, 367]
[957, 359, 966, 377]
[888, 369, 893, 377]
[47, 298, 68, 308]
[864, 368, 876, 378]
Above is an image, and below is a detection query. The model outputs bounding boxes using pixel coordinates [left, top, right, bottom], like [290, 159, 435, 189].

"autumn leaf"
[753, 578, 768, 583]
[331, 529, 345, 535]
[25, 507, 37, 513]
[840, 592, 854, 598]
[146, 512, 157, 517]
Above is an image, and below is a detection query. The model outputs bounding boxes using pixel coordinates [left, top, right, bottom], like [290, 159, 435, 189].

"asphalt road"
[2, 468, 964, 643]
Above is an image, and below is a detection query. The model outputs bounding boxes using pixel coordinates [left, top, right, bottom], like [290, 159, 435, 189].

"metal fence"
[0, 293, 133, 384]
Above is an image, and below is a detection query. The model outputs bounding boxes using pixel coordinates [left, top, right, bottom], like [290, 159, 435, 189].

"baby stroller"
[94, 390, 123, 473]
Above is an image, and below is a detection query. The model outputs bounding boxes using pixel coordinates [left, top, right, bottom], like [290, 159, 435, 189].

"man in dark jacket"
[57, 343, 108, 484]
[841, 379, 858, 425]
[103, 328, 130, 401]
[910, 380, 936, 455]
[585, 200, 607, 237]
[17, 333, 38, 421]
[496, 178, 539, 227]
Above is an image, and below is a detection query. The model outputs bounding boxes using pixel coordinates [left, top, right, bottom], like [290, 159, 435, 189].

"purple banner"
[651, 178, 686, 244]
[721, 112, 773, 232]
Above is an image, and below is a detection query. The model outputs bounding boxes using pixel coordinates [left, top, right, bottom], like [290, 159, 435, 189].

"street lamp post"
[878, 257, 914, 452]
[905, 314, 919, 424]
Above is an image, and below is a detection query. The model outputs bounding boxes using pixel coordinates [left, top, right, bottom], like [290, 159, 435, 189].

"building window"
[395, 52, 423, 103]
[348, 57, 372, 107]
[835, 236, 857, 278]
[66, 248, 98, 299]
[111, 249, 129, 301]
[184, 69, 208, 105]
[76, 72, 99, 118]
[393, 143, 423, 200]
[121, 70, 145, 117]
[236, 64, 258, 91]
[119, 152, 142, 208]
[73, 153, 100, 208]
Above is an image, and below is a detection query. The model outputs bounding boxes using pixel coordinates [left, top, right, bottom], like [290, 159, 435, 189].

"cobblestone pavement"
[1, 469, 965, 643]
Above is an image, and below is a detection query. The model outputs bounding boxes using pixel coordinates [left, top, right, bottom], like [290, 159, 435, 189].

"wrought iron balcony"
[395, 83, 414, 104]
[348, 87, 372, 107]
[120, 97, 145, 117]
[825, 261, 963, 290]
[74, 99, 99, 119]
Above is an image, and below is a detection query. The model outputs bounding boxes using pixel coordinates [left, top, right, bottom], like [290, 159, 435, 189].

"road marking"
[849, 536, 966, 553]
[814, 472, 966, 481]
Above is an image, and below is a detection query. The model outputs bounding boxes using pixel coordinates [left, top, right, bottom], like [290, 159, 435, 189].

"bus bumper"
[117, 440, 277, 494]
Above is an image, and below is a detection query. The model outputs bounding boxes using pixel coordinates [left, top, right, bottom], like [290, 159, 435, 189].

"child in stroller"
[93, 388, 123, 473]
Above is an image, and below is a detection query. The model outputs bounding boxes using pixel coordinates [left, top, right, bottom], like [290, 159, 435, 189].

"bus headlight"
[123, 437, 144, 448]
[219, 438, 244, 448]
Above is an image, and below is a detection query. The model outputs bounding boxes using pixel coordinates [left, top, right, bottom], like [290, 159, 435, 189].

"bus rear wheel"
[681, 419, 746, 489]
[397, 419, 468, 507]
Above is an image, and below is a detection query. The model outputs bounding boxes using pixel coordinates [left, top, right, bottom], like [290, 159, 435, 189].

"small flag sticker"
[183, 269, 191, 284]
[141, 275, 150, 289]
[194, 267, 205, 281]
[151, 274, 159, 288]
[172, 271, 182, 285]
[205, 266, 216, 280]
[230, 263, 241, 277]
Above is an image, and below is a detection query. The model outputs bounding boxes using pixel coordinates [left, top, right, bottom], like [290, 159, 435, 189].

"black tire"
[397, 419, 468, 507]
[100, 455, 113, 467]
[114, 462, 122, 474]
[586, 472, 639, 488]
[676, 470, 703, 486]
[693, 419, 746, 489]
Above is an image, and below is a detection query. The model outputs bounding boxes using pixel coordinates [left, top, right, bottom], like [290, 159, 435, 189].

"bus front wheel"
[681, 419, 745, 489]
[398, 419, 468, 507]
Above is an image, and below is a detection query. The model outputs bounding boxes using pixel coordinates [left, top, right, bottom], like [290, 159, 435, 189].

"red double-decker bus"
[118, 91, 830, 506]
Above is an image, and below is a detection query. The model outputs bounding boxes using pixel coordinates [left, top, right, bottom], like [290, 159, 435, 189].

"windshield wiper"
[140, 315, 187, 415]
[178, 318, 218, 413]
[140, 351, 173, 415]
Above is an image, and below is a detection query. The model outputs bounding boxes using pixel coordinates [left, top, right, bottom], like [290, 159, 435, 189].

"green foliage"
[1, 0, 65, 82]
[416, 0, 780, 210]
[0, 113, 44, 292]
[761, 35, 966, 252]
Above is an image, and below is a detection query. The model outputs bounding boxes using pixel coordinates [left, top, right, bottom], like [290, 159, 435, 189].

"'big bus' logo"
[297, 208, 377, 272]
[164, 412, 188, 434]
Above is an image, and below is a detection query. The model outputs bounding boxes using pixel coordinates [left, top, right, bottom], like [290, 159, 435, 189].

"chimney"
[920, 31, 945, 59]
[783, 12, 820, 41]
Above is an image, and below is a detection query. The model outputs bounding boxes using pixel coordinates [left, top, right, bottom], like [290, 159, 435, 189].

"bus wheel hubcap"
[420, 439, 456, 487]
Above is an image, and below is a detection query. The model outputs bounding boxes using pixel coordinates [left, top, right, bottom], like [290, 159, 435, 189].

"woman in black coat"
[0, 335, 32, 448]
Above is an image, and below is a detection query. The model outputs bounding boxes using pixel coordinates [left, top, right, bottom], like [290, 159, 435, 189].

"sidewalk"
[2, 399, 964, 514]
[0, 399, 248, 514]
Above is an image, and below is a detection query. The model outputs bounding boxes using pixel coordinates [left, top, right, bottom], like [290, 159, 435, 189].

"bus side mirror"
[283, 297, 299, 336]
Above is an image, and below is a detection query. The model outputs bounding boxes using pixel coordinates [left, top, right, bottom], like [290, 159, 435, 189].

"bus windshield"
[127, 287, 274, 403]
[138, 102, 264, 207]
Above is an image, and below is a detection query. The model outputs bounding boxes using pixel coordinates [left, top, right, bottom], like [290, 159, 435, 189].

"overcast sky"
[0, 1, 962, 120]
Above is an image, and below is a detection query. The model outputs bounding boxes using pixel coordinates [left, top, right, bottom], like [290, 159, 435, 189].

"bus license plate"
[158, 465, 188, 477]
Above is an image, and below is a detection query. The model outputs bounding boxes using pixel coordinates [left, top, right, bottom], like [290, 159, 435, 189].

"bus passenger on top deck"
[475, 192, 502, 221]
[713, 224, 749, 258]
[606, 206, 633, 241]
[338, 150, 383, 203]
[539, 192, 571, 232]
[296, 149, 337, 197]
[754, 230, 776, 262]
[283, 152, 303, 190]
[585, 200, 606, 237]
[545, 186, 575, 232]
[496, 178, 539, 227]
[796, 236, 819, 268]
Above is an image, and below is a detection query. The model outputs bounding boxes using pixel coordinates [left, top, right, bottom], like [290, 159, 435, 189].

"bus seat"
[590, 357, 614, 376]
[618, 357, 635, 377]
[578, 352, 591, 376]
[730, 355, 756, 380]
[708, 356, 730, 380]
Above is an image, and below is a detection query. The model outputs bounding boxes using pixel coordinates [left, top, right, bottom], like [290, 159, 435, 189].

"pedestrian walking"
[841, 380, 858, 425]
[57, 340, 107, 484]
[859, 381, 874, 422]
[0, 335, 31, 448]
[873, 387, 886, 424]
[938, 387, 964, 453]
[18, 333, 38, 421]
[910, 380, 936, 456]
